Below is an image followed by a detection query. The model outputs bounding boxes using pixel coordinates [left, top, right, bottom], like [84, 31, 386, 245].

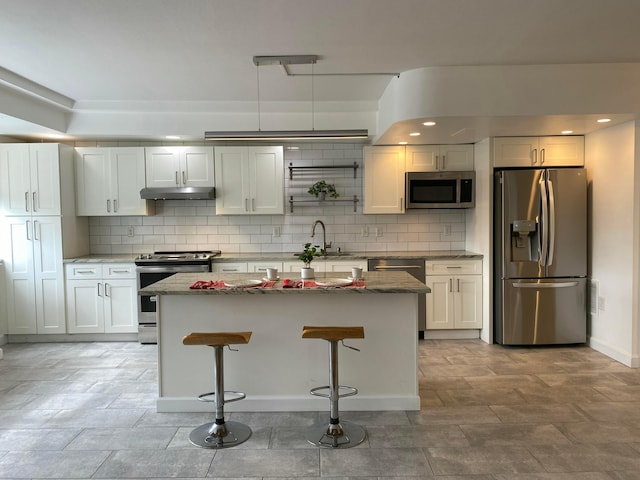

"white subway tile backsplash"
[88, 143, 467, 254]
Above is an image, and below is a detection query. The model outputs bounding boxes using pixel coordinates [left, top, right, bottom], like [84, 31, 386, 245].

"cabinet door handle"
[457, 279, 460, 292]
[32, 192, 37, 212]
[105, 282, 110, 297]
[25, 191, 29, 212]
[252, 198, 255, 211]
[245, 198, 249, 212]
[540, 148, 545, 165]
[97, 282, 102, 297]
[175, 171, 179, 185]
[106, 199, 111, 212]
[113, 199, 118, 213]
[441, 154, 446, 170]
[33, 220, 39, 240]
[532, 148, 538, 165]
[182, 171, 186, 185]
[449, 278, 453, 292]
[26, 220, 31, 240]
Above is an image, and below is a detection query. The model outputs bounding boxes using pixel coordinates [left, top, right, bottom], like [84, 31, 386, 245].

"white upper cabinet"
[406, 145, 474, 172]
[75, 147, 152, 216]
[363, 146, 406, 214]
[493, 136, 584, 168]
[0, 143, 63, 216]
[145, 146, 214, 188]
[214, 146, 284, 215]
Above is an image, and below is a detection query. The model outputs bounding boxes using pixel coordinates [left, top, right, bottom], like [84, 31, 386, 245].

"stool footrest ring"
[309, 385, 358, 399]
[198, 390, 246, 403]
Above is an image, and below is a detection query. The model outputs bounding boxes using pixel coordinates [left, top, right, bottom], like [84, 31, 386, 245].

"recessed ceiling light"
[166, 135, 181, 139]
[422, 121, 436, 126]
[597, 118, 611, 123]
[409, 132, 421, 136]
[398, 141, 408, 145]
[561, 130, 573, 135]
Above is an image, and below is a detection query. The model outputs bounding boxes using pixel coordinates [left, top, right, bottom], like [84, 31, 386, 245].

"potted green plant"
[299, 242, 318, 279]
[308, 180, 339, 201]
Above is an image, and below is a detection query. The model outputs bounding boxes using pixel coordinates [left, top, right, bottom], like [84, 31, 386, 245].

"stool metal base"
[189, 421, 252, 449]
[307, 420, 366, 448]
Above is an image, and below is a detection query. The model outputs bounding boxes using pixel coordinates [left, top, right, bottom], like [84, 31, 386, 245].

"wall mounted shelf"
[288, 162, 359, 180]
[288, 195, 359, 213]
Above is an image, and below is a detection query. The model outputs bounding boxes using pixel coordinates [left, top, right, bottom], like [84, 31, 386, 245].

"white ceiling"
[2, 0, 640, 144]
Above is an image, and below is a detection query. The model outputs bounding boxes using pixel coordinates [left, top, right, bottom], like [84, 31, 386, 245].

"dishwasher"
[367, 258, 426, 337]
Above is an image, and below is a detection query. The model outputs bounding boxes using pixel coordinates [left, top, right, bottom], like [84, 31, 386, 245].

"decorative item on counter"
[299, 242, 320, 279]
[307, 180, 339, 201]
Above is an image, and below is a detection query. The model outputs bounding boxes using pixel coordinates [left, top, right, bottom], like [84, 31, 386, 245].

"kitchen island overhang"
[141, 271, 430, 412]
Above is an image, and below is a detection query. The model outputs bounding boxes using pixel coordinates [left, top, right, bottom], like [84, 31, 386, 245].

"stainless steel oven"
[135, 251, 219, 344]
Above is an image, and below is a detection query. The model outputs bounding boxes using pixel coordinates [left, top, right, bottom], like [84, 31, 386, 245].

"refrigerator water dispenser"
[511, 219, 537, 261]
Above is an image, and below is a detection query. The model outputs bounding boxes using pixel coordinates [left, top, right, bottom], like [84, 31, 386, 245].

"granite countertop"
[140, 271, 430, 296]
[65, 250, 482, 263]
[214, 250, 481, 262]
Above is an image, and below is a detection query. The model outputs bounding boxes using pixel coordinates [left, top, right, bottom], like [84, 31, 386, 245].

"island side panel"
[157, 292, 419, 412]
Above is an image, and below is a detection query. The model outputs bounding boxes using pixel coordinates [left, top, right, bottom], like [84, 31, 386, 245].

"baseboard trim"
[424, 329, 481, 340]
[157, 395, 421, 413]
[588, 336, 639, 367]
[6, 333, 139, 343]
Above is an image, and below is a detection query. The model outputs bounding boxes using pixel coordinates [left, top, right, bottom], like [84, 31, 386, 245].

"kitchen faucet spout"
[311, 220, 331, 254]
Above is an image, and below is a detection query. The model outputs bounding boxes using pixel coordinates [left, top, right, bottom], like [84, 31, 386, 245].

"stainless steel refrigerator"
[494, 168, 587, 345]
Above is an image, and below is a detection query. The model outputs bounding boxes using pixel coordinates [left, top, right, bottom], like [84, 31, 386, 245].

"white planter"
[301, 267, 315, 279]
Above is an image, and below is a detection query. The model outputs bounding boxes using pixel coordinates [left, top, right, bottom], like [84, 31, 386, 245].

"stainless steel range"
[135, 250, 220, 343]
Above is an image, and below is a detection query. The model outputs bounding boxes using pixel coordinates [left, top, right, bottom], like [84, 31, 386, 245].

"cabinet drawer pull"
[111, 269, 130, 274]
[446, 266, 463, 269]
[76, 270, 96, 274]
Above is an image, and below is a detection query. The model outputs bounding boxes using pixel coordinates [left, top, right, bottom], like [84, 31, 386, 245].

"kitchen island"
[141, 271, 429, 412]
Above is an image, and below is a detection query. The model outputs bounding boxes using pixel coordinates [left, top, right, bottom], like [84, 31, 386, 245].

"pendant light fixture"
[204, 55, 369, 141]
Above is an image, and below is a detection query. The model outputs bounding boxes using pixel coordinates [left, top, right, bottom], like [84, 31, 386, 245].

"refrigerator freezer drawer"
[499, 278, 586, 345]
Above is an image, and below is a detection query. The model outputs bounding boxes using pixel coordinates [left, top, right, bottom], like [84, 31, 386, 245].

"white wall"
[585, 121, 640, 366]
[87, 143, 468, 255]
[465, 138, 492, 343]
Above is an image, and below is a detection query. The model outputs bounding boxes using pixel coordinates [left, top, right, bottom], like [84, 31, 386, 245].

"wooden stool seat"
[182, 331, 252, 449]
[183, 331, 252, 347]
[301, 326, 364, 342]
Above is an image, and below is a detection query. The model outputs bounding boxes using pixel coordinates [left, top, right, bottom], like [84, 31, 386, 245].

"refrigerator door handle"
[539, 173, 549, 267]
[512, 281, 579, 289]
[547, 176, 556, 266]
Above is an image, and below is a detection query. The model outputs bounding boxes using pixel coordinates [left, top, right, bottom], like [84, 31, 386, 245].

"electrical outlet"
[272, 226, 281, 237]
[127, 226, 135, 237]
[443, 224, 451, 236]
[361, 227, 369, 237]
[374, 227, 382, 237]
[598, 296, 605, 311]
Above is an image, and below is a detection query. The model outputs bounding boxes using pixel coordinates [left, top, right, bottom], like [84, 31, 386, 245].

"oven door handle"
[136, 265, 209, 273]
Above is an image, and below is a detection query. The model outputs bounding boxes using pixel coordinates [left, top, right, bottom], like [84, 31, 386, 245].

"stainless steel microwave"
[405, 171, 475, 209]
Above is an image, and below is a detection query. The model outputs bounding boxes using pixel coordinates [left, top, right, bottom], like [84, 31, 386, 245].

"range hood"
[139, 187, 215, 200]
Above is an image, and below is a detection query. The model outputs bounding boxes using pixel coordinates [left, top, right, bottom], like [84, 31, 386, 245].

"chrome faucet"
[311, 220, 331, 254]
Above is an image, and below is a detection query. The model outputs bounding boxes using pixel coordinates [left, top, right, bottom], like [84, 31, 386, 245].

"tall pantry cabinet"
[0, 143, 88, 335]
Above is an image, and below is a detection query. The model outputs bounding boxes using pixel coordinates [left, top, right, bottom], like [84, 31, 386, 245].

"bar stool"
[182, 331, 252, 448]
[302, 325, 367, 448]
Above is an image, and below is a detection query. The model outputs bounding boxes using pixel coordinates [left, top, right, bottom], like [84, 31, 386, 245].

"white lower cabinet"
[65, 263, 137, 334]
[425, 259, 482, 329]
[1, 216, 66, 334]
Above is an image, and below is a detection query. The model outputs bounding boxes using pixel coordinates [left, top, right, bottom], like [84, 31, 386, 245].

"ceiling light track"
[204, 55, 370, 142]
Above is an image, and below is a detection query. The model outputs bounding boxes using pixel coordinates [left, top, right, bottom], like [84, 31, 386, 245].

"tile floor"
[1, 339, 640, 479]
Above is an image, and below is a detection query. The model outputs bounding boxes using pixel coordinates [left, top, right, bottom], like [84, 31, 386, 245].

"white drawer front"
[425, 259, 482, 275]
[66, 264, 101, 279]
[104, 263, 136, 279]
